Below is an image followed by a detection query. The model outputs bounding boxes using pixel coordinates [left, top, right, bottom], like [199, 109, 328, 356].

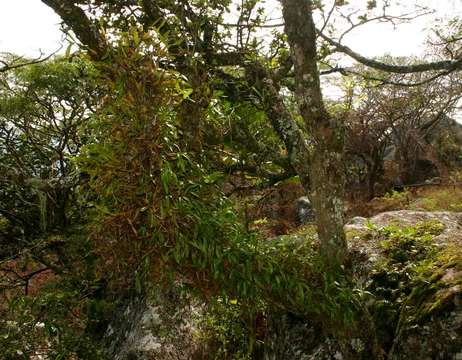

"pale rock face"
[346, 216, 367, 225]
[345, 216, 368, 230]
[105, 287, 203, 360]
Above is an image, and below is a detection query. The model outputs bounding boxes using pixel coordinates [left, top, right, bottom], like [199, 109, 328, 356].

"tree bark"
[281, 0, 348, 269]
[244, 62, 311, 188]
[281, 2, 384, 358]
[318, 31, 462, 74]
[41, 0, 107, 58]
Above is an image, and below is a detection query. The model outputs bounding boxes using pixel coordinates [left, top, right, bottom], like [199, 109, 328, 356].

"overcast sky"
[0, 0, 65, 56]
[0, 1, 461, 119]
[1, 0, 461, 58]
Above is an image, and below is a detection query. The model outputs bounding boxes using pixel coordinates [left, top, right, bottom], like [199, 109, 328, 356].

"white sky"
[0, 0, 461, 121]
[0, 0, 461, 57]
[0, 0, 64, 57]
[0, 0, 460, 119]
[342, 0, 462, 58]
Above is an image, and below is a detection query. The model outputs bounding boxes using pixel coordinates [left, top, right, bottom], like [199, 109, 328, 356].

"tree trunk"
[245, 62, 311, 188]
[280, 1, 383, 358]
[281, 0, 347, 270]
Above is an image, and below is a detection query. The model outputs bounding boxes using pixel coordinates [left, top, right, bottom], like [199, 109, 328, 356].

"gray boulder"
[296, 196, 316, 224]
[268, 211, 462, 359]
[105, 285, 203, 360]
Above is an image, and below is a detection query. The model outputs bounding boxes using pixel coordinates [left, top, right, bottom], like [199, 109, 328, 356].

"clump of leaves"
[76, 28, 355, 326]
[379, 220, 444, 263]
[197, 297, 264, 360]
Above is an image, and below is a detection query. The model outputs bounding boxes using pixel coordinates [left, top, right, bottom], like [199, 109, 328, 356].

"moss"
[403, 244, 462, 324]
[346, 228, 374, 242]
[364, 220, 461, 351]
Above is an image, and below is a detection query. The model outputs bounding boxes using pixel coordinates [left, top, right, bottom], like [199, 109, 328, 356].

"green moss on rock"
[362, 220, 462, 356]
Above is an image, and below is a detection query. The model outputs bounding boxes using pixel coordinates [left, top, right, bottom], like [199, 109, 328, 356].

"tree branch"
[0, 52, 56, 73]
[318, 30, 462, 74]
[41, 0, 107, 58]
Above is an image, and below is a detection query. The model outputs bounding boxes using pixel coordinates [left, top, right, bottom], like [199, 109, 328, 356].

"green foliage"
[404, 243, 462, 322]
[197, 297, 260, 360]
[2, 1, 461, 359]
[70, 31, 364, 346]
[378, 221, 443, 263]
[1, 285, 109, 360]
[206, 94, 290, 186]
[0, 56, 110, 358]
[377, 189, 411, 210]
[0, 230, 110, 359]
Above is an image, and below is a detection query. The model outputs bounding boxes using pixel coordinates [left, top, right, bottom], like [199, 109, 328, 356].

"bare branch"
[342, 67, 456, 87]
[318, 30, 462, 74]
[0, 51, 57, 73]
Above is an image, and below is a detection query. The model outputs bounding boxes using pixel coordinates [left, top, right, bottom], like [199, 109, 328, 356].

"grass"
[408, 186, 462, 212]
[349, 185, 462, 217]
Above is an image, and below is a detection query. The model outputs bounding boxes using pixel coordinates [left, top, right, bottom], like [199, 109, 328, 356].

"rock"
[424, 177, 441, 185]
[266, 211, 462, 359]
[105, 211, 462, 360]
[346, 216, 367, 225]
[263, 312, 317, 360]
[365, 210, 462, 246]
[105, 285, 203, 360]
[296, 196, 316, 224]
[352, 211, 462, 359]
[345, 216, 368, 231]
